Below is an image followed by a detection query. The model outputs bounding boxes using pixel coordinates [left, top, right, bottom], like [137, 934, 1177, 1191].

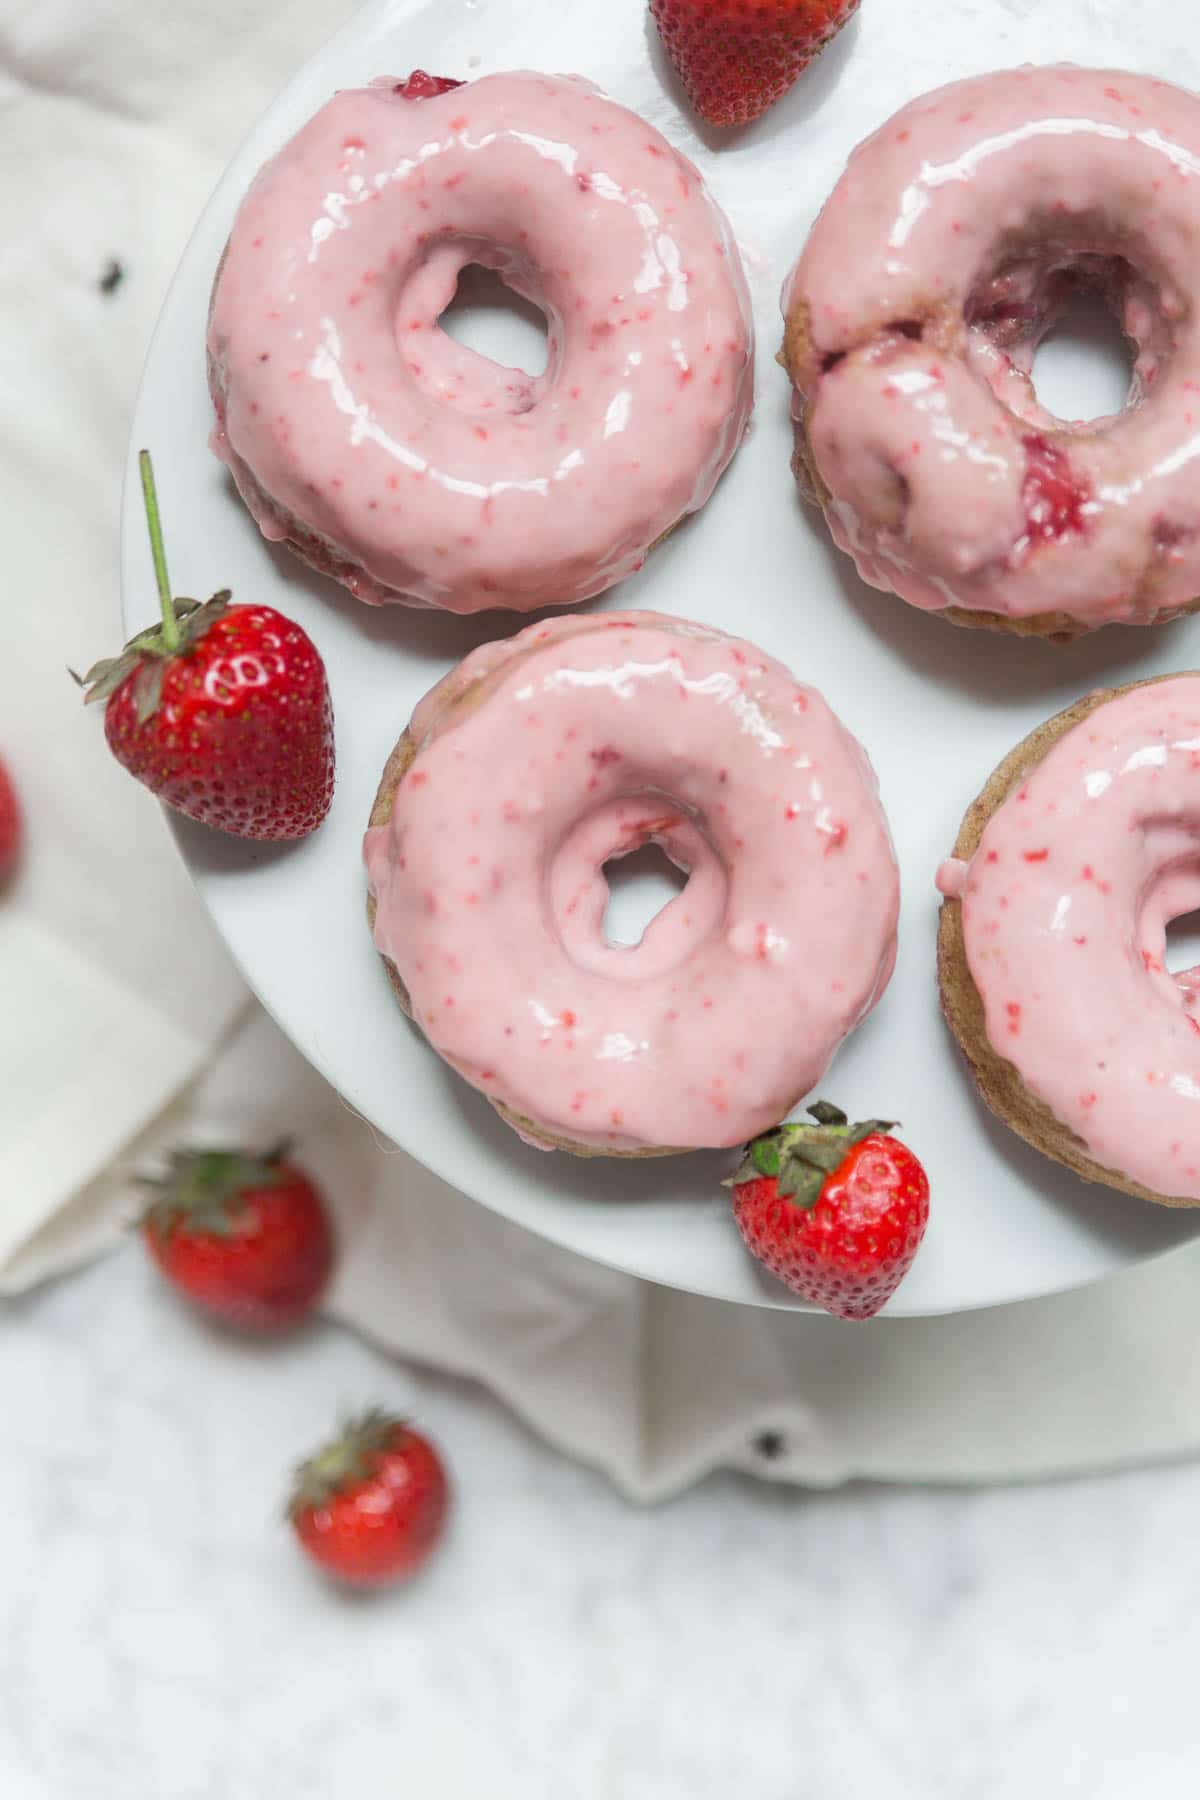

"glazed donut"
[208, 71, 754, 616]
[782, 67, 1200, 638]
[938, 674, 1200, 1207]
[364, 611, 899, 1156]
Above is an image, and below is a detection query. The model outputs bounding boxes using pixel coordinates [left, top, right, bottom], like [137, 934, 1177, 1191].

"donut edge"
[365, 723, 684, 1160]
[778, 312, 1200, 641]
[209, 239, 686, 616]
[937, 672, 1200, 1208]
[209, 239, 386, 608]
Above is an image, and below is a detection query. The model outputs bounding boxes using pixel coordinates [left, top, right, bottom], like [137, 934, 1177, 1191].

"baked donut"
[208, 71, 754, 616]
[781, 66, 1200, 638]
[938, 673, 1200, 1206]
[364, 612, 899, 1156]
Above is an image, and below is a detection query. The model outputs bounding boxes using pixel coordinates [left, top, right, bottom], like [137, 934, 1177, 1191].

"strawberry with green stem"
[140, 1141, 334, 1331]
[727, 1100, 929, 1318]
[77, 450, 334, 840]
[289, 1410, 450, 1588]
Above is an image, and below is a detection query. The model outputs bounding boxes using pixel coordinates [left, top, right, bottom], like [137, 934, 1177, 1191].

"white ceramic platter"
[124, 0, 1200, 1313]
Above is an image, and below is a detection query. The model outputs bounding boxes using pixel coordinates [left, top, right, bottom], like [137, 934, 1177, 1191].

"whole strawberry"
[289, 1410, 450, 1588]
[140, 1142, 335, 1331]
[727, 1100, 929, 1318]
[650, 0, 860, 130]
[0, 757, 21, 882]
[78, 450, 334, 840]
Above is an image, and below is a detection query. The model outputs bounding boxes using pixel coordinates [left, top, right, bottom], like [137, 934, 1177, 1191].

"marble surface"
[3, 1248, 1200, 1798]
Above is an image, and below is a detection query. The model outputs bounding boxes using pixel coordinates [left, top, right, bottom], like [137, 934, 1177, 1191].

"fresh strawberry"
[289, 1410, 450, 1588]
[0, 757, 21, 881]
[393, 71, 464, 100]
[727, 1100, 929, 1319]
[77, 450, 334, 840]
[650, 0, 860, 129]
[140, 1142, 334, 1331]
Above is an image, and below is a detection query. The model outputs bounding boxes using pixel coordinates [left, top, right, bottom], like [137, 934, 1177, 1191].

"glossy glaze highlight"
[364, 612, 899, 1152]
[947, 676, 1200, 1198]
[209, 72, 754, 615]
[783, 66, 1200, 631]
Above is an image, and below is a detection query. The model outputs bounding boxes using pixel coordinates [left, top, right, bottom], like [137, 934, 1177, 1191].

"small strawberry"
[289, 1410, 450, 1588]
[140, 1142, 334, 1331]
[392, 71, 464, 100]
[0, 757, 21, 882]
[77, 450, 334, 840]
[727, 1100, 929, 1319]
[650, 0, 860, 130]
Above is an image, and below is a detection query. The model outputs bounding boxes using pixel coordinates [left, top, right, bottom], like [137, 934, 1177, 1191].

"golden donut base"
[937, 674, 1200, 1207]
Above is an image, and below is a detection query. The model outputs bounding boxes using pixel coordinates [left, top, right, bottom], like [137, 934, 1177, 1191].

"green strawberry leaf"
[726, 1102, 899, 1207]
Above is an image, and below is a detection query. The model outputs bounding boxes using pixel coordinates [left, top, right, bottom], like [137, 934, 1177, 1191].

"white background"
[4, 1245, 1200, 1800]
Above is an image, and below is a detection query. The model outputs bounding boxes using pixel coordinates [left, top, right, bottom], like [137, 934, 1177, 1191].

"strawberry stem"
[139, 449, 179, 653]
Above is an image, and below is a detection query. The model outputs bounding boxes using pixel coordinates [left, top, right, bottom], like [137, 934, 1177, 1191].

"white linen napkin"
[0, 0, 257, 1281]
[22, 1002, 1200, 1503]
[5, 0, 1200, 1501]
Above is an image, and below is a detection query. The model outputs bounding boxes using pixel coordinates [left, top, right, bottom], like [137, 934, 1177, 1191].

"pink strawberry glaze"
[941, 676, 1200, 1199]
[364, 612, 899, 1153]
[208, 72, 754, 616]
[783, 67, 1200, 629]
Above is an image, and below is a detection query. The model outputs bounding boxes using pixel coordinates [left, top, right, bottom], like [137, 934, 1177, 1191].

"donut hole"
[602, 842, 689, 948]
[1031, 290, 1133, 423]
[966, 251, 1159, 427]
[550, 800, 726, 980]
[438, 261, 550, 379]
[1164, 907, 1200, 988]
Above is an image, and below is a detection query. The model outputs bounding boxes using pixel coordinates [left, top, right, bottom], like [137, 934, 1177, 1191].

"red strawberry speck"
[393, 71, 464, 100]
[1022, 434, 1090, 545]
